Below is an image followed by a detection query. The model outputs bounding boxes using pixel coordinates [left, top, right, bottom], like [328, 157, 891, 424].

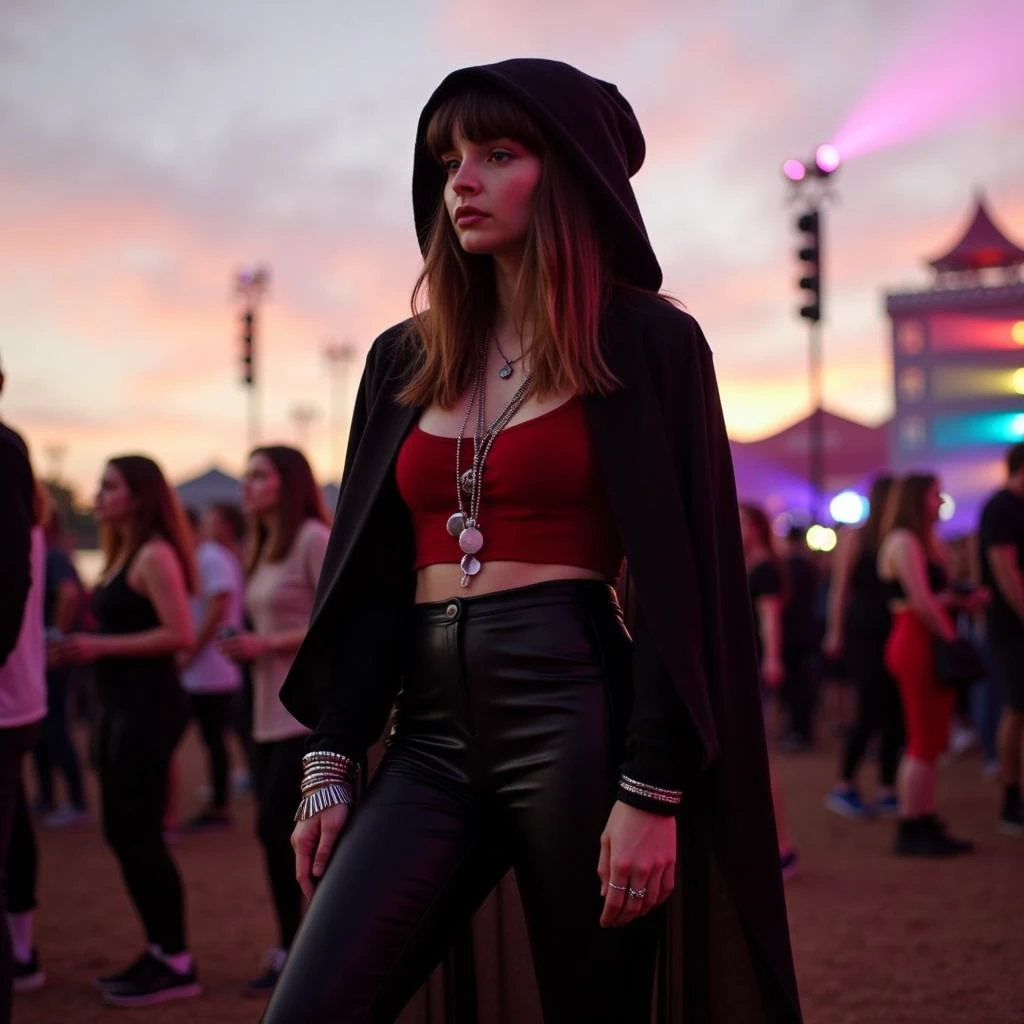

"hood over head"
[412, 58, 663, 291]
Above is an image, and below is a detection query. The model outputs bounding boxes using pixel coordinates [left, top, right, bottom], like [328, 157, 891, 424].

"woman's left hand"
[58, 633, 107, 665]
[218, 631, 270, 662]
[597, 800, 676, 928]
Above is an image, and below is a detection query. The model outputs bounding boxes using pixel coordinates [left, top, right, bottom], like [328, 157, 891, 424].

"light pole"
[323, 339, 357, 482]
[234, 265, 271, 451]
[289, 402, 320, 452]
[783, 145, 840, 523]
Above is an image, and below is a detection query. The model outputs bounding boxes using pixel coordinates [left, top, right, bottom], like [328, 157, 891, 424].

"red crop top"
[395, 397, 623, 579]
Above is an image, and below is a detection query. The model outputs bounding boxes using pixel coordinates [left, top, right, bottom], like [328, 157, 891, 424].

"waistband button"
[444, 602, 459, 620]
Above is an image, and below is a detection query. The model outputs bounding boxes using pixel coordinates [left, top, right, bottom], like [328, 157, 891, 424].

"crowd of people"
[739, 446, 1024, 865]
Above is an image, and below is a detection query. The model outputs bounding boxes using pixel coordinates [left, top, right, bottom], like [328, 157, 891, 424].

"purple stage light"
[783, 159, 806, 182]
[815, 144, 841, 175]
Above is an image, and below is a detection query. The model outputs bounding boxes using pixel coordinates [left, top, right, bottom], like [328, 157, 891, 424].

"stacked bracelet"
[294, 751, 361, 822]
[618, 774, 683, 807]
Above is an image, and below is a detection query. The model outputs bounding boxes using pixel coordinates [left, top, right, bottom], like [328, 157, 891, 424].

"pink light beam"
[831, 0, 1024, 162]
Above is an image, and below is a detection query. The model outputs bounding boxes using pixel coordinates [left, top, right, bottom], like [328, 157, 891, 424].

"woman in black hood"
[263, 59, 802, 1024]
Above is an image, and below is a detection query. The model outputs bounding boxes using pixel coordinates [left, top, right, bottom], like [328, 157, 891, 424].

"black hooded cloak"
[280, 58, 802, 1023]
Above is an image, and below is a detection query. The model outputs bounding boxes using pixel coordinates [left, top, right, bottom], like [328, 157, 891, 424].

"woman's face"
[94, 464, 134, 526]
[442, 126, 542, 261]
[242, 453, 281, 518]
[924, 480, 943, 525]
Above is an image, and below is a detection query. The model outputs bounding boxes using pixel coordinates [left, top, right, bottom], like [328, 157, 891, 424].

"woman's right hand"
[292, 802, 350, 902]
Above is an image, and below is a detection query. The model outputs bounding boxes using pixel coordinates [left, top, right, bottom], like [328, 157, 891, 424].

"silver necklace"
[447, 344, 534, 587]
[494, 332, 526, 380]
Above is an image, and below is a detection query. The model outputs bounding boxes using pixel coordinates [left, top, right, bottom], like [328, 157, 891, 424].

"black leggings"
[840, 620, 905, 787]
[254, 736, 306, 950]
[262, 580, 661, 1024]
[191, 692, 236, 809]
[95, 697, 189, 954]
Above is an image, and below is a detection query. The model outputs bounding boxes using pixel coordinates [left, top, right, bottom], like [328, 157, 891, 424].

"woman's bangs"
[426, 87, 545, 160]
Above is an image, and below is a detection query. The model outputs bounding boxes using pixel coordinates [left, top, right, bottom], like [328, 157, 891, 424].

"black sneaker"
[94, 952, 154, 993]
[999, 800, 1024, 837]
[13, 948, 45, 993]
[102, 954, 200, 1007]
[244, 948, 287, 997]
[894, 816, 973, 857]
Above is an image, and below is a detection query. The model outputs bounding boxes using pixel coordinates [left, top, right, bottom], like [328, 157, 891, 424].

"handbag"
[931, 635, 986, 688]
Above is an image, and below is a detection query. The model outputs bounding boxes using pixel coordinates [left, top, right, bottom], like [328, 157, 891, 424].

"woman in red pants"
[878, 474, 985, 856]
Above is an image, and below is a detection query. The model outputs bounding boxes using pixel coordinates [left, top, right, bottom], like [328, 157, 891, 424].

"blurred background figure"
[32, 506, 89, 827]
[978, 442, 1024, 836]
[58, 455, 200, 1007]
[740, 503, 798, 880]
[218, 446, 329, 995]
[825, 475, 903, 819]
[779, 525, 821, 752]
[878, 474, 986, 857]
[204, 501, 256, 790]
[2, 479, 50, 1006]
[180, 506, 245, 831]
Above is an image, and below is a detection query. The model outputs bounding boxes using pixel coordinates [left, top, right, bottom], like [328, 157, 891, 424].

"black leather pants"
[261, 580, 661, 1024]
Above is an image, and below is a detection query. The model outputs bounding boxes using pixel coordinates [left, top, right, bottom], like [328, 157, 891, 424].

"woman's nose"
[451, 163, 479, 195]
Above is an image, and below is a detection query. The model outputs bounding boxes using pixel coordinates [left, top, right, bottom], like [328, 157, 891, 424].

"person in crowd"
[58, 455, 199, 1005]
[205, 502, 256, 785]
[978, 442, 1024, 834]
[740, 503, 798, 880]
[260, 60, 800, 1024]
[824, 475, 904, 818]
[180, 507, 244, 829]
[218, 446, 329, 995]
[1, 479, 49, 1010]
[878, 473, 986, 856]
[33, 507, 89, 826]
[778, 525, 820, 752]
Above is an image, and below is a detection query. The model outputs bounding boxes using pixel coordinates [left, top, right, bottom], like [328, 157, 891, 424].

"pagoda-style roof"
[929, 193, 1024, 273]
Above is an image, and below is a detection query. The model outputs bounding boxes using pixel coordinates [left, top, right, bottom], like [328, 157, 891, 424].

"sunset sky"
[2, 0, 1023, 497]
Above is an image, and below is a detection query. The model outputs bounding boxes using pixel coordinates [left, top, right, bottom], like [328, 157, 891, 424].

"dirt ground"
[17, 693, 1024, 1024]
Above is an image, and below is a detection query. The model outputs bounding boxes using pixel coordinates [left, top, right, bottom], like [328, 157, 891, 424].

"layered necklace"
[447, 332, 533, 587]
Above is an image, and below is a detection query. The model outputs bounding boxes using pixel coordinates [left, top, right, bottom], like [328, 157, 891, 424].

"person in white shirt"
[180, 508, 244, 829]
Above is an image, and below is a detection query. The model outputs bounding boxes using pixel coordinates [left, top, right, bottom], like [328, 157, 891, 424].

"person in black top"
[978, 442, 1024, 835]
[824, 475, 904, 818]
[58, 456, 199, 1006]
[779, 525, 820, 751]
[740, 503, 798, 879]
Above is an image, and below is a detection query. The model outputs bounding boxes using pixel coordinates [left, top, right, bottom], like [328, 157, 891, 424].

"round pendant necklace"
[494, 332, 526, 380]
[449, 340, 534, 587]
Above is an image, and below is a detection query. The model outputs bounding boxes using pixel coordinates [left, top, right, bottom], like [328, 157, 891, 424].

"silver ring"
[628, 887, 647, 901]
[608, 882, 628, 891]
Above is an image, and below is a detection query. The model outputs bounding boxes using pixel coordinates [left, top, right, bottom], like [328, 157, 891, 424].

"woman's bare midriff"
[415, 561, 607, 604]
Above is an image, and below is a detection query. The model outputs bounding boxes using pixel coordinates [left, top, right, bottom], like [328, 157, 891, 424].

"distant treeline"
[44, 479, 99, 550]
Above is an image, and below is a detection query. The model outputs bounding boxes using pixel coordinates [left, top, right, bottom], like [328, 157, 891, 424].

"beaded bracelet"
[618, 774, 683, 806]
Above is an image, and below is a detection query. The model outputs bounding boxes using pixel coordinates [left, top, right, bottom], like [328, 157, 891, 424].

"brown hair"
[859, 474, 895, 554]
[398, 85, 621, 409]
[740, 502, 787, 597]
[101, 455, 197, 593]
[245, 446, 329, 575]
[880, 473, 938, 549]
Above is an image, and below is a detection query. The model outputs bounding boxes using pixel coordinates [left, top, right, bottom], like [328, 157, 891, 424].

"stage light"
[815, 144, 841, 175]
[783, 159, 807, 183]
[1013, 413, 1024, 438]
[1014, 369, 1024, 395]
[829, 491, 868, 525]
[772, 512, 794, 538]
[939, 493, 956, 522]
[1012, 321, 1024, 345]
[934, 411, 1024, 448]
[806, 525, 837, 553]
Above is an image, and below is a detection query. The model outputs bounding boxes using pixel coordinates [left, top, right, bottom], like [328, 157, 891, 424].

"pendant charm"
[498, 362, 513, 380]
[460, 554, 481, 577]
[458, 526, 483, 555]
[460, 468, 476, 496]
[446, 512, 466, 538]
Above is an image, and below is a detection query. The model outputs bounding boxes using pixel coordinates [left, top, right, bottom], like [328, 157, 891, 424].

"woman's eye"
[490, 150, 512, 163]
[443, 158, 460, 173]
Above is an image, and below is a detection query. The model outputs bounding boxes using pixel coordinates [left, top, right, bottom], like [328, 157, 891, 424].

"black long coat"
[281, 288, 802, 1022]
